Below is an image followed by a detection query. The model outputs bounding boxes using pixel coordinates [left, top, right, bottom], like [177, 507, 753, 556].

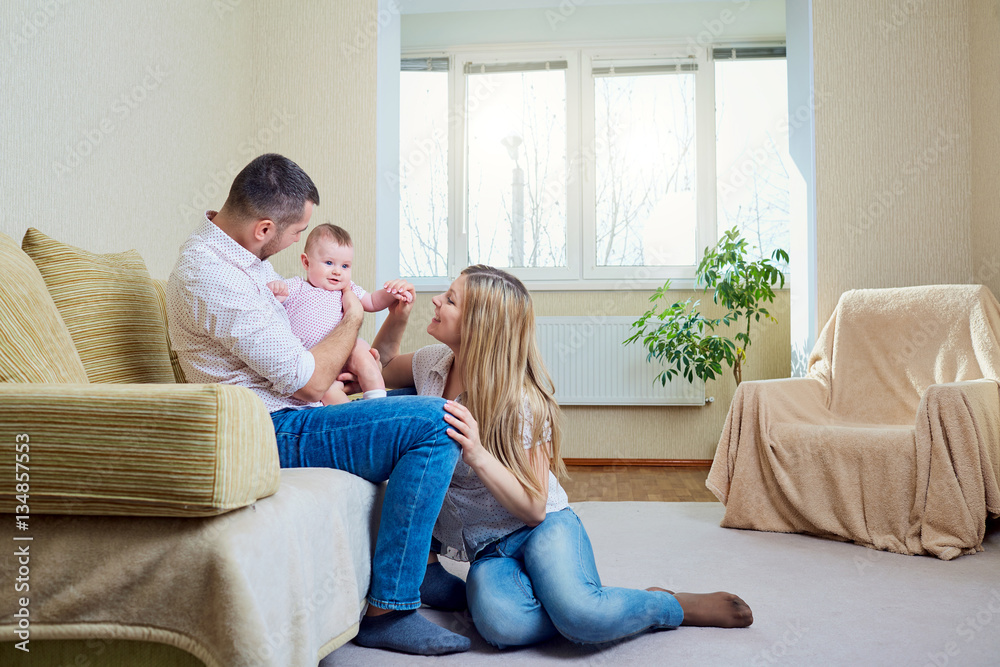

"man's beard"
[259, 232, 283, 260]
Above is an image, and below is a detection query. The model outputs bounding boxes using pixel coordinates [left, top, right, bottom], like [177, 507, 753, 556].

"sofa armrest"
[0, 383, 279, 517]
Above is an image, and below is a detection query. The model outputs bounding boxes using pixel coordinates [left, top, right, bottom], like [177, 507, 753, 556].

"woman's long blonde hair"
[458, 265, 566, 500]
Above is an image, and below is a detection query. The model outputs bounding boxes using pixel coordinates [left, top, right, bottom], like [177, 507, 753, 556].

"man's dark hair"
[225, 154, 320, 229]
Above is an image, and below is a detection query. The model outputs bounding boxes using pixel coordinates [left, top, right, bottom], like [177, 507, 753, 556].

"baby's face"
[304, 238, 353, 291]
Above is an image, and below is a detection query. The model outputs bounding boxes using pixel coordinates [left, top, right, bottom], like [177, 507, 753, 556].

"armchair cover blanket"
[706, 285, 1000, 560]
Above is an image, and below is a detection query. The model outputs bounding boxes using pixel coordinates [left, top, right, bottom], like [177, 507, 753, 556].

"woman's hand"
[383, 279, 415, 318]
[443, 400, 489, 469]
[444, 400, 549, 526]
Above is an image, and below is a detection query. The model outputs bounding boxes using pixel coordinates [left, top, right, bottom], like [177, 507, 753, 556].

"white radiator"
[535, 316, 706, 406]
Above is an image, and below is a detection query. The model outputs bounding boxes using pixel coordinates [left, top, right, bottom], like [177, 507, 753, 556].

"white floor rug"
[324, 502, 1000, 666]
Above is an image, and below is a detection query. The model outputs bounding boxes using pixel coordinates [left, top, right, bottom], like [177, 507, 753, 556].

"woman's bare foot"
[646, 586, 675, 594]
[673, 592, 753, 628]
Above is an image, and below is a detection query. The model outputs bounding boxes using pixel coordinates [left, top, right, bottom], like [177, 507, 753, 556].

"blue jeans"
[466, 508, 684, 647]
[271, 395, 459, 611]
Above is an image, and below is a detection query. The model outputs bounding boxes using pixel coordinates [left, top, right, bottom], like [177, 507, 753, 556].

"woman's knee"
[546, 600, 626, 644]
[467, 561, 556, 648]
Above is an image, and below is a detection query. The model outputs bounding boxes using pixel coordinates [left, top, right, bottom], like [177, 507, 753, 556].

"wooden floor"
[561, 465, 718, 502]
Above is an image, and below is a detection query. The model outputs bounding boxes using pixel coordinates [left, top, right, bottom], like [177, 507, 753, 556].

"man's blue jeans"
[466, 508, 684, 647]
[271, 396, 459, 611]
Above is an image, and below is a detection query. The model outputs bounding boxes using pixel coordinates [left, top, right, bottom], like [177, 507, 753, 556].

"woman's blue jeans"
[271, 395, 459, 611]
[466, 508, 684, 647]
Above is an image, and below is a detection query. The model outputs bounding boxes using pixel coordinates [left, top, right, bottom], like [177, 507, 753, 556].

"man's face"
[260, 201, 313, 260]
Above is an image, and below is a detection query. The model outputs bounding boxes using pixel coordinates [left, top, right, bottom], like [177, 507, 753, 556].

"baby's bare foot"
[321, 381, 351, 406]
[673, 592, 753, 628]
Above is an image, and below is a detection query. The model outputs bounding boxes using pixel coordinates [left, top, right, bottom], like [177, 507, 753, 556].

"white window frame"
[450, 47, 578, 283]
[580, 45, 714, 283]
[400, 40, 782, 291]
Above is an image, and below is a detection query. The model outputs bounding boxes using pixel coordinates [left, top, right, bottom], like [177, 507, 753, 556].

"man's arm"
[292, 289, 364, 402]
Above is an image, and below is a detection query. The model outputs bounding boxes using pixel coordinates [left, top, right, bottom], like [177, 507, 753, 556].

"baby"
[268, 223, 413, 405]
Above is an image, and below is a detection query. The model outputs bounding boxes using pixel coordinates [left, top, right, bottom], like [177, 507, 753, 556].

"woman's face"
[428, 274, 466, 348]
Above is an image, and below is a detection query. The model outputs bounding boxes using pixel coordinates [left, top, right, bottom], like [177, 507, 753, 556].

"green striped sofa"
[0, 230, 379, 666]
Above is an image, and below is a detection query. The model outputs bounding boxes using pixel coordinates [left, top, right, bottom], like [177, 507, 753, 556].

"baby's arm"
[267, 280, 289, 304]
[360, 279, 415, 313]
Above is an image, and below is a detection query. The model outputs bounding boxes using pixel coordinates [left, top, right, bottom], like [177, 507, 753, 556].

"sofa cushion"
[22, 228, 176, 384]
[152, 279, 189, 383]
[0, 232, 89, 384]
[0, 382, 280, 517]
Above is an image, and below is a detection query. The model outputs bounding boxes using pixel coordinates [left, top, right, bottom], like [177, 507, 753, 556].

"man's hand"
[341, 285, 364, 325]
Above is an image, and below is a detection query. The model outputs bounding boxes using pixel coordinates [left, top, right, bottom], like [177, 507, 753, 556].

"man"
[166, 153, 469, 656]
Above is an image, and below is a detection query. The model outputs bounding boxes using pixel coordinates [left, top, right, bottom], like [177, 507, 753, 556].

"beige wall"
[19, 2, 995, 462]
[0, 0, 380, 339]
[248, 1, 380, 341]
[402, 288, 791, 460]
[970, 0, 1000, 297]
[0, 2, 377, 281]
[1, 1, 254, 278]
[811, 0, 999, 324]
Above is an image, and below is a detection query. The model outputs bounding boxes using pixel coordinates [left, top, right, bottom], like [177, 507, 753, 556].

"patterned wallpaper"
[970, 0, 1000, 299]
[0, 0, 379, 336]
[812, 0, 985, 323]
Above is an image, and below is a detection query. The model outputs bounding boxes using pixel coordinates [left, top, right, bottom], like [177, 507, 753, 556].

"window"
[590, 60, 699, 272]
[466, 61, 568, 271]
[399, 58, 449, 278]
[399, 45, 788, 288]
[714, 49, 790, 267]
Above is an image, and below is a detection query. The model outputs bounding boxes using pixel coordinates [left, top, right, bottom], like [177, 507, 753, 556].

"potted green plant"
[625, 227, 788, 387]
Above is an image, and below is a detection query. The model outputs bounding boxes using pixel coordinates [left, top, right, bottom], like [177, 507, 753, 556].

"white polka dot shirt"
[166, 213, 321, 413]
[283, 276, 367, 350]
[413, 344, 569, 562]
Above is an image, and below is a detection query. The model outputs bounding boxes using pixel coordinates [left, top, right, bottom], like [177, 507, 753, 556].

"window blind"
[591, 61, 698, 76]
[401, 57, 449, 72]
[712, 45, 786, 60]
[463, 61, 568, 74]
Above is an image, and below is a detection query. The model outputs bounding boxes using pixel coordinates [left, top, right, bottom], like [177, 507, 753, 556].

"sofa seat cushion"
[0, 469, 379, 667]
[0, 382, 280, 516]
[0, 232, 88, 384]
[21, 228, 176, 384]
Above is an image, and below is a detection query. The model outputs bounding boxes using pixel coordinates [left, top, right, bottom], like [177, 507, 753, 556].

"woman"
[382, 265, 753, 647]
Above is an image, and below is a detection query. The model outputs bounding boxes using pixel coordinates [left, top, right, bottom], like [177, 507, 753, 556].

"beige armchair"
[707, 285, 1000, 560]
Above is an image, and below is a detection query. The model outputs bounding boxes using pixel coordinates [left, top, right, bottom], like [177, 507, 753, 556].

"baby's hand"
[267, 280, 289, 303]
[383, 278, 414, 304]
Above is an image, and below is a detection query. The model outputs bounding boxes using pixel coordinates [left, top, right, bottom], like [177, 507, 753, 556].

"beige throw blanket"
[707, 285, 1000, 560]
[0, 469, 378, 666]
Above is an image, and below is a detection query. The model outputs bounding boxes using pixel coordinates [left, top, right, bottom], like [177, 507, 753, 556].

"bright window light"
[399, 69, 449, 278]
[594, 71, 697, 267]
[466, 68, 567, 269]
[715, 58, 790, 265]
